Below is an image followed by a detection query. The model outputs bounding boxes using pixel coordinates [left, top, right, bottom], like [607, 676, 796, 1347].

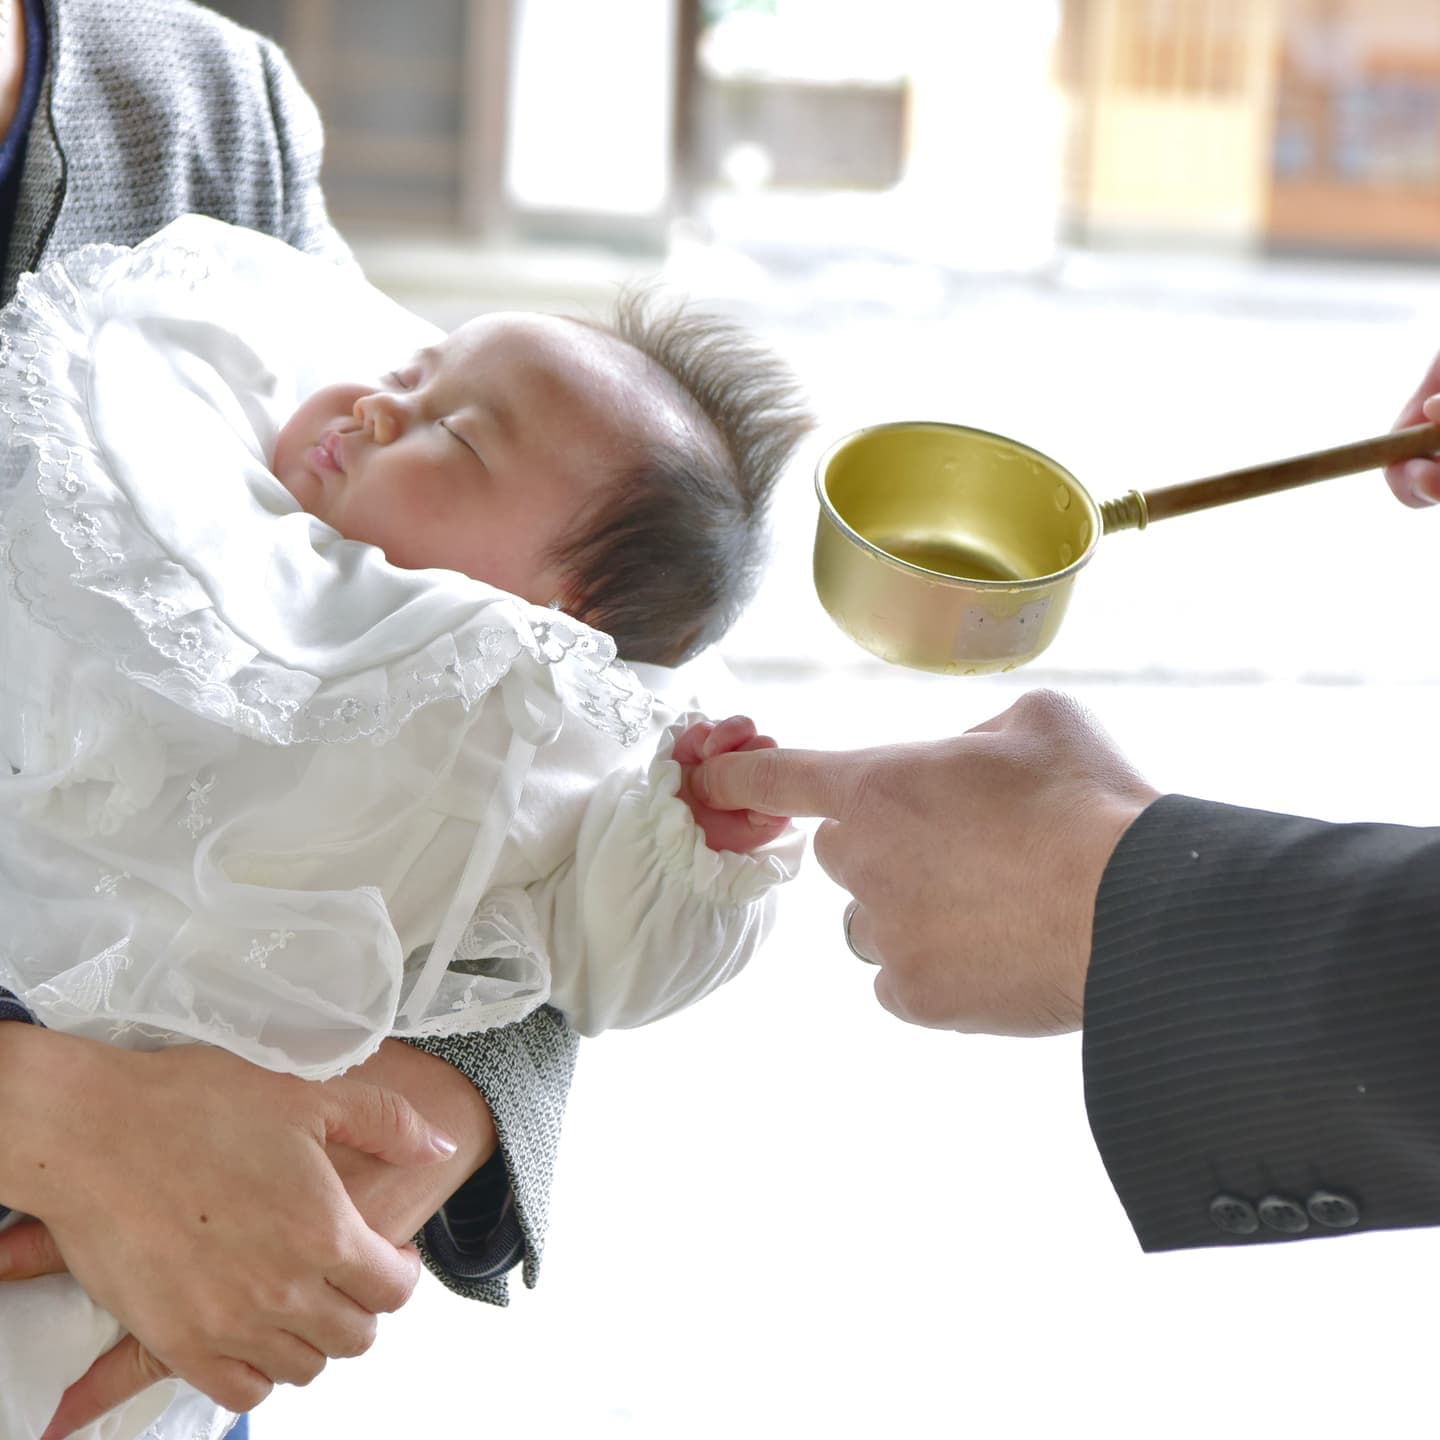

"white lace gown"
[0, 217, 803, 1440]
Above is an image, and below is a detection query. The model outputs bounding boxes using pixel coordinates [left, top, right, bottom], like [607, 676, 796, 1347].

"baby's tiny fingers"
[672, 721, 715, 766]
[746, 811, 791, 843]
[737, 733, 778, 752]
[702, 715, 758, 758]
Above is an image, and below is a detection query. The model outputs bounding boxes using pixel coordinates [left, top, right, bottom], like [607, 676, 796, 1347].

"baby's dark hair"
[549, 288, 813, 666]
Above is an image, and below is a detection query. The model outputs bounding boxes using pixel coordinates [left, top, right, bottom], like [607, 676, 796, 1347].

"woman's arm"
[401, 1009, 579, 1302]
[323, 1040, 498, 1243]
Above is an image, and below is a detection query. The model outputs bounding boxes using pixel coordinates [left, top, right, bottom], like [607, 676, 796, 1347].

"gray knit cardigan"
[3, 0, 580, 1304]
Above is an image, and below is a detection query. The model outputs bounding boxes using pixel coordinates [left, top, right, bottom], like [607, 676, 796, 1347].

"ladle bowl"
[814, 418, 1440, 674]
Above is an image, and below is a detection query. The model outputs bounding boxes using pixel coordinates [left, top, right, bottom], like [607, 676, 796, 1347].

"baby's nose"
[355, 393, 402, 445]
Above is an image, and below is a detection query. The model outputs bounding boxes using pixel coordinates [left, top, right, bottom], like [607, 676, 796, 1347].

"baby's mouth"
[314, 429, 347, 475]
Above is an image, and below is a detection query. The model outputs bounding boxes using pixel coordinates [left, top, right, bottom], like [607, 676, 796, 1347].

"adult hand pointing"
[694, 690, 1159, 1034]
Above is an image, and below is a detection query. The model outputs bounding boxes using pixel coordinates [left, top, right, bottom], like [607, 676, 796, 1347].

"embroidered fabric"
[0, 216, 654, 1076]
[0, 221, 650, 751]
[401, 889, 554, 1038]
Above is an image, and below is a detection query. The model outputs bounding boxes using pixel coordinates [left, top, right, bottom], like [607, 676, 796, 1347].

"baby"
[0, 216, 809, 1439]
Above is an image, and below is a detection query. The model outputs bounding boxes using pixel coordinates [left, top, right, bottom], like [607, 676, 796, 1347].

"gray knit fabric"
[4, 0, 352, 301]
[5, 0, 581, 1303]
[406, 1008, 580, 1303]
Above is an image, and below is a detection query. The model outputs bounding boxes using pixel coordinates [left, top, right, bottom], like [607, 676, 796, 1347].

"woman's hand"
[1384, 348, 1440, 507]
[674, 715, 790, 853]
[0, 1027, 461, 1435]
[323, 1039, 500, 1246]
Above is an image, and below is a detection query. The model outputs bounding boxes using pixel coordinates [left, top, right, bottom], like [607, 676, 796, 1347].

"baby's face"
[272, 312, 670, 606]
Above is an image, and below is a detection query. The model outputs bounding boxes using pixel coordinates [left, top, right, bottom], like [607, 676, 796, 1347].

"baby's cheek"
[270, 445, 309, 507]
[270, 421, 297, 478]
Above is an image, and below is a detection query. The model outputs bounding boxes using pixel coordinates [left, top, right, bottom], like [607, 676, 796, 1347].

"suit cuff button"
[1306, 1190, 1360, 1229]
[1256, 1194, 1310, 1234]
[1208, 1194, 1259, 1236]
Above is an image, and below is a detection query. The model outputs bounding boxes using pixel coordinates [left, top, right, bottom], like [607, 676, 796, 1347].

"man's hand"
[0, 1029, 462, 1433]
[694, 689, 1159, 1035]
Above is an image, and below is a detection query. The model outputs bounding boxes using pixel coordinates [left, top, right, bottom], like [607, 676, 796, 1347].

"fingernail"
[430, 1133, 458, 1158]
[1423, 395, 1440, 422]
[748, 810, 782, 827]
[690, 765, 711, 804]
[1414, 470, 1440, 506]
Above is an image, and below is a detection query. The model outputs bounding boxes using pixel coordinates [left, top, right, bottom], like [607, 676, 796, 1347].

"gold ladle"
[814, 419, 1440, 674]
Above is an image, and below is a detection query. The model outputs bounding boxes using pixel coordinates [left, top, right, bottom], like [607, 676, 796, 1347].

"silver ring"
[842, 899, 877, 964]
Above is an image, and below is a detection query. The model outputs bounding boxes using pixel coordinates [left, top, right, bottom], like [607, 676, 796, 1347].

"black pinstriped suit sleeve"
[1083, 793, 1440, 1251]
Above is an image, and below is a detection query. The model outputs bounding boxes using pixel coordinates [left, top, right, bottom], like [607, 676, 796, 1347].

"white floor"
[258, 234, 1440, 1438]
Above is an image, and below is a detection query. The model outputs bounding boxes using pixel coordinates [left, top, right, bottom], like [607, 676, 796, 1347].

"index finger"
[694, 745, 867, 821]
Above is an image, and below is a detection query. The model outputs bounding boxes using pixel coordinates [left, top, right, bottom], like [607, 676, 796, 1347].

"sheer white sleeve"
[526, 715, 804, 1036]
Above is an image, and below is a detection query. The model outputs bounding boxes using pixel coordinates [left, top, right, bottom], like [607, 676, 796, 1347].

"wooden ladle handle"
[1099, 420, 1440, 532]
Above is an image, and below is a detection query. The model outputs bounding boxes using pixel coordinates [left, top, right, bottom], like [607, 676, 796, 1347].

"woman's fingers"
[42, 1336, 272, 1440]
[0, 1219, 66, 1280]
[43, 1314, 345, 1440]
[322, 1226, 423, 1317]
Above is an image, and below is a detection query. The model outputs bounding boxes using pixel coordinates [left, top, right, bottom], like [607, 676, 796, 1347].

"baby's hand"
[674, 715, 790, 854]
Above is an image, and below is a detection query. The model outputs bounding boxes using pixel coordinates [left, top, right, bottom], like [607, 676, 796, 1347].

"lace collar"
[0, 218, 651, 748]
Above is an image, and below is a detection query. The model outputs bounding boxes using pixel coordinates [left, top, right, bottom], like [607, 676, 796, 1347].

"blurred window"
[204, 0, 472, 232]
[1111, 0, 1251, 98]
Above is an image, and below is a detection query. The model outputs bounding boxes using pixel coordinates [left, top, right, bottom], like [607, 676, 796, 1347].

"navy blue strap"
[0, 0, 49, 263]
[0, 989, 37, 1220]
[421, 1151, 525, 1282]
[0, 992, 36, 1027]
